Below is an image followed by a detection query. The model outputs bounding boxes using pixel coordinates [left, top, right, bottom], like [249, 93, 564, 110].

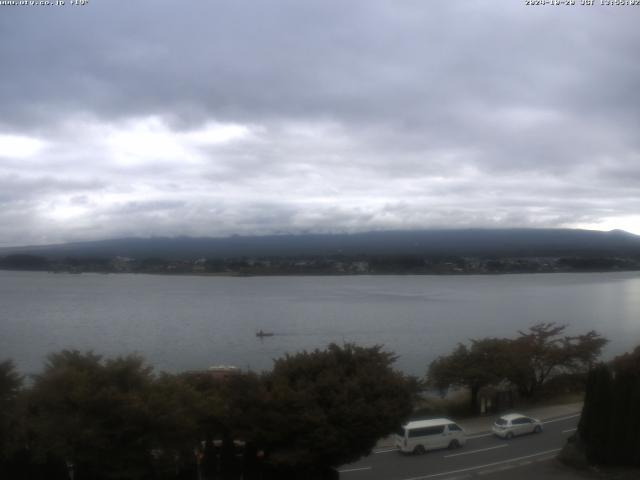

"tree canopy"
[28, 351, 158, 479]
[0, 360, 23, 464]
[427, 339, 510, 410]
[427, 323, 608, 411]
[263, 343, 414, 469]
[508, 323, 607, 397]
[577, 345, 640, 467]
[1, 344, 415, 479]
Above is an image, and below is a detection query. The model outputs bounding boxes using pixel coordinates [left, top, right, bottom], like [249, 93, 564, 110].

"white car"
[395, 418, 467, 454]
[492, 413, 542, 439]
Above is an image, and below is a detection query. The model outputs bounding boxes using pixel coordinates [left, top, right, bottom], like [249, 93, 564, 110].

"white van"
[395, 418, 466, 454]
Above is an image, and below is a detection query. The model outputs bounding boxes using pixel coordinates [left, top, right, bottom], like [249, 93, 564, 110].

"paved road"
[339, 414, 580, 480]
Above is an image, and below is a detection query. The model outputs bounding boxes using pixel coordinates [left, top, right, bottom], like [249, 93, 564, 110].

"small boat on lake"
[256, 329, 274, 338]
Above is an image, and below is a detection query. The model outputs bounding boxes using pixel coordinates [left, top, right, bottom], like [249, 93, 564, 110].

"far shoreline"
[2, 267, 640, 278]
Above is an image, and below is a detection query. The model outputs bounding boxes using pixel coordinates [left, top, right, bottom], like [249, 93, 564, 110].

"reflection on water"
[1, 270, 639, 375]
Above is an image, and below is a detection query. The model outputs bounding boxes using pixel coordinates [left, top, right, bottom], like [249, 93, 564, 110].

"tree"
[0, 360, 22, 399]
[178, 369, 268, 480]
[0, 360, 23, 469]
[4, 344, 417, 479]
[428, 323, 608, 408]
[507, 323, 607, 397]
[576, 345, 640, 467]
[608, 346, 640, 466]
[428, 338, 511, 411]
[261, 343, 414, 473]
[577, 363, 613, 464]
[28, 350, 157, 480]
[145, 373, 209, 479]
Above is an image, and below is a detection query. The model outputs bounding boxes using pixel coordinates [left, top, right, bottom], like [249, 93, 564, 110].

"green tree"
[577, 363, 612, 464]
[177, 370, 228, 438]
[218, 372, 270, 445]
[29, 350, 157, 480]
[608, 346, 640, 466]
[0, 360, 23, 466]
[261, 343, 414, 473]
[177, 370, 267, 479]
[145, 373, 208, 479]
[428, 338, 511, 411]
[507, 323, 607, 397]
[428, 323, 608, 408]
[576, 345, 640, 467]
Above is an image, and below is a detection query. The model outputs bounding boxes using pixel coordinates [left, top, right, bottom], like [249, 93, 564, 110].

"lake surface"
[1, 270, 639, 376]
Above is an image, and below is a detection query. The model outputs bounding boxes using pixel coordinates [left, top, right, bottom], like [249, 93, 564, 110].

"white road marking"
[443, 444, 508, 458]
[535, 455, 557, 462]
[542, 413, 580, 424]
[478, 464, 512, 475]
[562, 427, 577, 434]
[373, 447, 398, 454]
[466, 432, 494, 440]
[338, 466, 372, 473]
[399, 448, 562, 480]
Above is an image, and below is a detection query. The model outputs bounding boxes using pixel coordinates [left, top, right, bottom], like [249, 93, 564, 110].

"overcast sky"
[0, 1, 639, 246]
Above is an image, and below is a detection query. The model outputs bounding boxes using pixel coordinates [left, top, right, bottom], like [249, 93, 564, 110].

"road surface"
[339, 414, 579, 480]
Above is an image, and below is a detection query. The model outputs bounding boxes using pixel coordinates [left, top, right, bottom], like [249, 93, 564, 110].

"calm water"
[1, 270, 639, 376]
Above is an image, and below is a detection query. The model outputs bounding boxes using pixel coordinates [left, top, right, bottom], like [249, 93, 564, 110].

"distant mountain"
[2, 229, 640, 260]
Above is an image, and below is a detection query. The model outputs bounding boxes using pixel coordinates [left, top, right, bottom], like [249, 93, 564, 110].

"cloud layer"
[1, 1, 639, 246]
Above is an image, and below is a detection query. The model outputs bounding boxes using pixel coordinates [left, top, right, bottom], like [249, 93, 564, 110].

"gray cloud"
[0, 1, 639, 245]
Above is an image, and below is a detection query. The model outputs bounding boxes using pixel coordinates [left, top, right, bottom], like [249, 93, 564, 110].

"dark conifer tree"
[578, 363, 612, 464]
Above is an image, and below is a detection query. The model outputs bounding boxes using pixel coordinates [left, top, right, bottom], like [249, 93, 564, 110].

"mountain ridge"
[2, 228, 640, 260]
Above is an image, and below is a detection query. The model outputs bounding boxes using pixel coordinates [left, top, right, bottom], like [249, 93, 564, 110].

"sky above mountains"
[0, 1, 639, 246]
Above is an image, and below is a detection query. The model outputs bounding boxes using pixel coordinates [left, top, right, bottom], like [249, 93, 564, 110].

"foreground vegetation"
[567, 345, 640, 468]
[427, 323, 608, 412]
[0, 344, 416, 480]
[429, 329, 640, 474]
[2, 324, 634, 479]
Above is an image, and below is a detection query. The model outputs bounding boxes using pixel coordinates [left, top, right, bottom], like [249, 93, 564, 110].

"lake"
[1, 270, 639, 376]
